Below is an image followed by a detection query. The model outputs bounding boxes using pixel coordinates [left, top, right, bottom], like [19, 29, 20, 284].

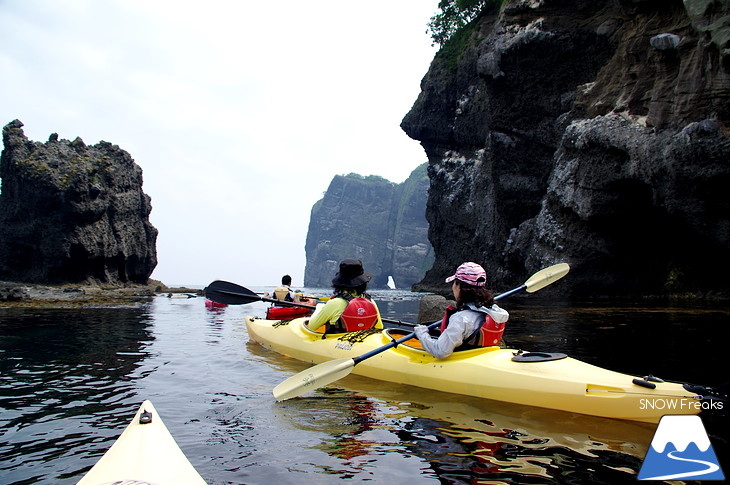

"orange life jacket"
[272, 285, 293, 302]
[440, 305, 505, 348]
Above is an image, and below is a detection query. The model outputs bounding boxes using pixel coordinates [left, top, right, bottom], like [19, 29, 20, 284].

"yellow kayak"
[77, 400, 206, 485]
[246, 316, 703, 423]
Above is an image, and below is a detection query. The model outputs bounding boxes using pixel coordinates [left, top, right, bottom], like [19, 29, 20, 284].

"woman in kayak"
[415, 262, 509, 358]
[307, 259, 383, 333]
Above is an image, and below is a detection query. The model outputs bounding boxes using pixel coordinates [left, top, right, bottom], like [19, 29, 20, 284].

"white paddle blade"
[273, 358, 356, 401]
[525, 263, 570, 293]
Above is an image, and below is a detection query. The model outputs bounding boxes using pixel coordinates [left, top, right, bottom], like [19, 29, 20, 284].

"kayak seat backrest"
[402, 337, 423, 349]
[303, 320, 327, 334]
[384, 329, 424, 349]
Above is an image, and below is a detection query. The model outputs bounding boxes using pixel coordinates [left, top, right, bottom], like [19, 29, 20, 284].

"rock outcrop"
[304, 165, 433, 289]
[0, 120, 158, 284]
[402, 0, 730, 298]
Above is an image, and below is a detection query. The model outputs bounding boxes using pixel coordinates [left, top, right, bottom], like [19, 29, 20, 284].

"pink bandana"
[445, 262, 487, 286]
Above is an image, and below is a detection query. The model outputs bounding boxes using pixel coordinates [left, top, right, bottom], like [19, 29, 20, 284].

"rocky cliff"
[0, 120, 158, 284]
[402, 0, 730, 298]
[304, 165, 433, 289]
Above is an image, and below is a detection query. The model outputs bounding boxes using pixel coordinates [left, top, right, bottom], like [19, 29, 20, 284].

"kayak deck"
[245, 316, 702, 423]
[77, 400, 206, 485]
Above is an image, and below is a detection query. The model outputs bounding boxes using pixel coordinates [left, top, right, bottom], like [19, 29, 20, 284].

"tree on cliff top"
[427, 0, 502, 46]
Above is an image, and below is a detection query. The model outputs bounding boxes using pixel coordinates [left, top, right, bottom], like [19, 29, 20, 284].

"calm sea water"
[1, 289, 728, 484]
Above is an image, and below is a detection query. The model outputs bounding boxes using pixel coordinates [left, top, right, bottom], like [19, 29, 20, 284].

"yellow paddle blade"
[273, 358, 355, 401]
[524, 263, 570, 293]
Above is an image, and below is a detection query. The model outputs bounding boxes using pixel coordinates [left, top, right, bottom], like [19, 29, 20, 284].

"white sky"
[0, 0, 437, 287]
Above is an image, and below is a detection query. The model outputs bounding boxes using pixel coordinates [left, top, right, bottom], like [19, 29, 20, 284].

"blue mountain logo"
[638, 415, 725, 481]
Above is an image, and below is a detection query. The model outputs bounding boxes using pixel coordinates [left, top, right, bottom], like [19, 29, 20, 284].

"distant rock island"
[304, 164, 433, 289]
[402, 0, 730, 298]
[0, 120, 158, 284]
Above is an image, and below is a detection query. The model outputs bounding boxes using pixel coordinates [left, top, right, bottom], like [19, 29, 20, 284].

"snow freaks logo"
[638, 415, 725, 481]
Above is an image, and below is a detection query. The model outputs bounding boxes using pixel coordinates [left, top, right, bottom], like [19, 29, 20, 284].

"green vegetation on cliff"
[428, 0, 502, 70]
[427, 0, 503, 46]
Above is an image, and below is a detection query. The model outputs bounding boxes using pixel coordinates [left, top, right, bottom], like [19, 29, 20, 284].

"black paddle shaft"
[205, 280, 317, 309]
[204, 280, 413, 326]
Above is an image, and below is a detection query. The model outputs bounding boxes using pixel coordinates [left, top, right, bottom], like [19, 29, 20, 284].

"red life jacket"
[440, 305, 505, 348]
[337, 293, 379, 332]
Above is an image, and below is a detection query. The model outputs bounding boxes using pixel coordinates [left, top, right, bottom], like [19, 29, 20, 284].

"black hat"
[332, 259, 372, 288]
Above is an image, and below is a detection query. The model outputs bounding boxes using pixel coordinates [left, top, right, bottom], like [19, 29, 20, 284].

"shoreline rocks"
[0, 280, 202, 308]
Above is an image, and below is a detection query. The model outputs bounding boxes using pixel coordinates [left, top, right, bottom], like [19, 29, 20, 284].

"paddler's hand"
[414, 325, 429, 340]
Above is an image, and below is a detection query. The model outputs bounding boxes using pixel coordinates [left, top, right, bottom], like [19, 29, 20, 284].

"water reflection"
[0, 305, 155, 484]
[252, 334, 657, 484]
[271, 378, 654, 483]
[1, 294, 728, 484]
[245, 295, 730, 484]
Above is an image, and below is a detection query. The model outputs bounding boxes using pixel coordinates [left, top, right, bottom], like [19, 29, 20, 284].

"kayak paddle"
[205, 280, 412, 326]
[205, 280, 320, 310]
[272, 263, 570, 401]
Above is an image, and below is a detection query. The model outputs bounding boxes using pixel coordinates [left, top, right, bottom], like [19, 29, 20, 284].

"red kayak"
[265, 298, 317, 320]
[205, 298, 227, 309]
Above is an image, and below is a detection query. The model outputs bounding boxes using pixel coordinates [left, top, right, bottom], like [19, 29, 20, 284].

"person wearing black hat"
[307, 259, 383, 333]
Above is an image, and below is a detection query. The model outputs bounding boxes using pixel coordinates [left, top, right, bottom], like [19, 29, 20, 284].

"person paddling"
[307, 259, 383, 333]
[264, 275, 301, 303]
[415, 262, 509, 359]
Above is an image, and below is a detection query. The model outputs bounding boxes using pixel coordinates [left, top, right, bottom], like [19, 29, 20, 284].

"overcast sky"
[0, 1, 437, 287]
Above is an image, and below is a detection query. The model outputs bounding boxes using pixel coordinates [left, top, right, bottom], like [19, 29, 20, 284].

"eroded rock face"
[510, 116, 729, 296]
[0, 120, 158, 284]
[304, 165, 433, 289]
[403, 0, 730, 297]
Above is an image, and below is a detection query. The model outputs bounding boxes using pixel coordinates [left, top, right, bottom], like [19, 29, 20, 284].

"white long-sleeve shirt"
[414, 303, 509, 359]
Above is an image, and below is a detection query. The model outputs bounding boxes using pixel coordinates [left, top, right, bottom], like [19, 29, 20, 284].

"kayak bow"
[77, 400, 206, 485]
